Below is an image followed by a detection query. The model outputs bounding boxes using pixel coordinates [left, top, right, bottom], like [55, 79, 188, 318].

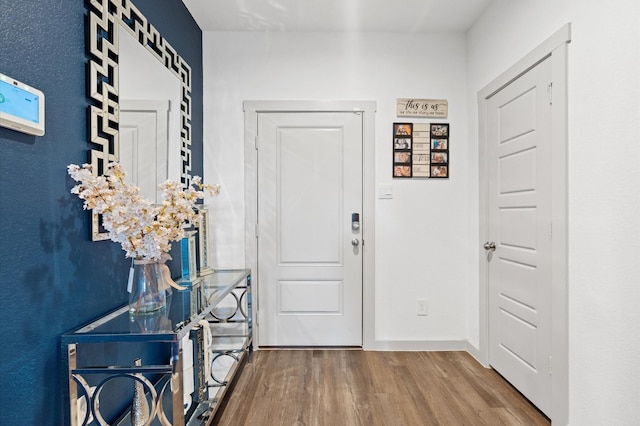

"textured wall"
[0, 1, 202, 424]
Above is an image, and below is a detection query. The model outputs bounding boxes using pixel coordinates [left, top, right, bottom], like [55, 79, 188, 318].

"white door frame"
[244, 100, 377, 350]
[478, 24, 570, 425]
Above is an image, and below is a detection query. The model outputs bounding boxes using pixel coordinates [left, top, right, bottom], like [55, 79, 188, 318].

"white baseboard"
[464, 341, 488, 367]
[369, 339, 468, 352]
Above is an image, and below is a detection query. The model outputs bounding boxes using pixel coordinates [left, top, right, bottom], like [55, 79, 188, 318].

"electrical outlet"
[417, 299, 428, 316]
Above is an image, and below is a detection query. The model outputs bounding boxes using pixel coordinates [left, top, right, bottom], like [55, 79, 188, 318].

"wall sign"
[393, 122, 450, 179]
[397, 98, 448, 118]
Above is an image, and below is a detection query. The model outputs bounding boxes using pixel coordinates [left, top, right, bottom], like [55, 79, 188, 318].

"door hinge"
[255, 135, 258, 151]
[547, 82, 553, 106]
[255, 223, 259, 238]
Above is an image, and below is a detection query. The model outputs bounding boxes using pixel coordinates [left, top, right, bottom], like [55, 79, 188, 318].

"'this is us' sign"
[397, 98, 448, 118]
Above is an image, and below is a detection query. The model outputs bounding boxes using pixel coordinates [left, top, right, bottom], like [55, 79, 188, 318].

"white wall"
[203, 31, 476, 344]
[467, 1, 640, 424]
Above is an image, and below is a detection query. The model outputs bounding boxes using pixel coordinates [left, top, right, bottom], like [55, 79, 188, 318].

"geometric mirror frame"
[86, 0, 192, 240]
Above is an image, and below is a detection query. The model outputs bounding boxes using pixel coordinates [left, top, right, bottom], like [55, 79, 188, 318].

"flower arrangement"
[67, 163, 220, 260]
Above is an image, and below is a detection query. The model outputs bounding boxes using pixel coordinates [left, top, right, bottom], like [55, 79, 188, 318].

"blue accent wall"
[0, 1, 202, 424]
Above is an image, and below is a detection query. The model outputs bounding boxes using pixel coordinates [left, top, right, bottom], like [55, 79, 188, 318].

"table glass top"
[61, 269, 250, 342]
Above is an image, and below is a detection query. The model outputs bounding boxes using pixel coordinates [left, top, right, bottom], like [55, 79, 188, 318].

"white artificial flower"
[67, 162, 219, 260]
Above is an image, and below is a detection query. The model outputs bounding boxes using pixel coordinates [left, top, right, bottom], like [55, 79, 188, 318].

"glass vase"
[128, 259, 166, 315]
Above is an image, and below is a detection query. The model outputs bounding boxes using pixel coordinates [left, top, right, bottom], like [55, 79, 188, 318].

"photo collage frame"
[393, 122, 450, 178]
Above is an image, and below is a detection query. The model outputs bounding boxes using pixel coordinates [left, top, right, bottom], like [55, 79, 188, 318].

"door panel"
[258, 112, 363, 347]
[500, 208, 537, 249]
[278, 127, 343, 264]
[498, 258, 537, 309]
[499, 145, 536, 193]
[497, 88, 536, 141]
[279, 280, 343, 313]
[487, 57, 552, 415]
[499, 308, 537, 367]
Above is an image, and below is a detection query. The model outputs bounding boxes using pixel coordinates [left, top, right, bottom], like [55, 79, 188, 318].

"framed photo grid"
[392, 122, 449, 178]
[430, 123, 449, 178]
[393, 123, 413, 178]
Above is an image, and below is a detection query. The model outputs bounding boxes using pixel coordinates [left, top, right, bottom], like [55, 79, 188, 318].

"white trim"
[477, 24, 570, 425]
[549, 41, 570, 426]
[372, 340, 468, 352]
[477, 24, 572, 100]
[243, 100, 377, 350]
[465, 340, 482, 363]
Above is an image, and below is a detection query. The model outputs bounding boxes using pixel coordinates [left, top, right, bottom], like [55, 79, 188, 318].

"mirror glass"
[119, 27, 181, 203]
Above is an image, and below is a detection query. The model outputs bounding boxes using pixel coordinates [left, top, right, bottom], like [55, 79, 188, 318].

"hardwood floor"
[213, 350, 550, 426]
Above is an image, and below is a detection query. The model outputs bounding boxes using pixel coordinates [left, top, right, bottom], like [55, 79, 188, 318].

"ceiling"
[182, 0, 494, 33]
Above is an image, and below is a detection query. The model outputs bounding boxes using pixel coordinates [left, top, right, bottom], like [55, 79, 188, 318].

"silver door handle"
[351, 239, 360, 247]
[483, 242, 496, 251]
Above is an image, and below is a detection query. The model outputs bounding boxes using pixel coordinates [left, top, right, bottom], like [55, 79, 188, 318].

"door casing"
[244, 100, 377, 350]
[478, 24, 570, 425]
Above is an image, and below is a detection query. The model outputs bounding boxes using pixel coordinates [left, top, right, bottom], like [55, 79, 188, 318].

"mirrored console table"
[61, 269, 252, 425]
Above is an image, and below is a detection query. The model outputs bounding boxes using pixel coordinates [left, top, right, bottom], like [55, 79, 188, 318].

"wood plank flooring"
[212, 350, 550, 426]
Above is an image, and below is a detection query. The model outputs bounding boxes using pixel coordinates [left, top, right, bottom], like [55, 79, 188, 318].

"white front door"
[486, 57, 553, 415]
[257, 112, 363, 346]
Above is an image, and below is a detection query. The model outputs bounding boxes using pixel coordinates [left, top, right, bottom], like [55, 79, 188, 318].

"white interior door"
[257, 112, 363, 347]
[486, 57, 553, 415]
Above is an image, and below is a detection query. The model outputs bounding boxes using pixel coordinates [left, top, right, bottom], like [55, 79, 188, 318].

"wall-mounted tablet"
[0, 73, 45, 136]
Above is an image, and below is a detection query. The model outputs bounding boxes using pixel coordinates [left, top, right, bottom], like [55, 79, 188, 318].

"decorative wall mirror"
[86, 0, 192, 240]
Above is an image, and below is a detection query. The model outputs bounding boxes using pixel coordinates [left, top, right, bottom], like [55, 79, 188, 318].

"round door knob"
[351, 239, 360, 247]
[483, 242, 496, 251]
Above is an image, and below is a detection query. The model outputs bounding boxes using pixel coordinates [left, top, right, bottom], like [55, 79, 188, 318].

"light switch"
[378, 183, 393, 199]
